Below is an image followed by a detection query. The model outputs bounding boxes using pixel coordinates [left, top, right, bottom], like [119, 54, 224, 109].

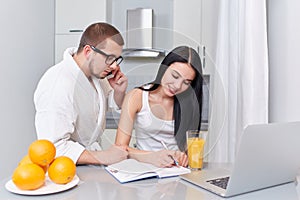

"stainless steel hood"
[123, 8, 166, 58]
[122, 48, 166, 57]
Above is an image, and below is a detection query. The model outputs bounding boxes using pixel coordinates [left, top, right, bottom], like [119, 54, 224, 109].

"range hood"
[123, 8, 166, 58]
[122, 48, 166, 58]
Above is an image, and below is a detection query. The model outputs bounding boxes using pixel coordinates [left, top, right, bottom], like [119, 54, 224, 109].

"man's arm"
[76, 150, 103, 165]
[77, 145, 128, 165]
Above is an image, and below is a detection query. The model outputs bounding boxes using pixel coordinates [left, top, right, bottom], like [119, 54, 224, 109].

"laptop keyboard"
[206, 176, 230, 189]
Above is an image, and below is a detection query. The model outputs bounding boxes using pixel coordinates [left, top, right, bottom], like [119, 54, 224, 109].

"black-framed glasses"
[89, 45, 123, 65]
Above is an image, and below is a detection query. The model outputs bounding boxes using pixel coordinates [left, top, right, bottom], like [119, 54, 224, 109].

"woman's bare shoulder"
[126, 88, 143, 98]
[123, 88, 143, 111]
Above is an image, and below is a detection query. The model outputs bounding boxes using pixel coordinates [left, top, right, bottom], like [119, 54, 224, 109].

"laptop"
[180, 121, 300, 197]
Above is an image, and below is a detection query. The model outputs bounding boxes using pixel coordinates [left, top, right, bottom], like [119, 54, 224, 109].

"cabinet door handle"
[69, 30, 83, 33]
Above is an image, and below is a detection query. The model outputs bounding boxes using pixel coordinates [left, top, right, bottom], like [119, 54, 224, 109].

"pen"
[160, 141, 179, 166]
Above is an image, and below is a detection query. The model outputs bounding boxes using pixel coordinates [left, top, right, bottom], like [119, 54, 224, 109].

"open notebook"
[105, 159, 191, 183]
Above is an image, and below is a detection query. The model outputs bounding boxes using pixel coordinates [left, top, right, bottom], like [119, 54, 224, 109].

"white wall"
[268, 0, 300, 122]
[0, 0, 54, 179]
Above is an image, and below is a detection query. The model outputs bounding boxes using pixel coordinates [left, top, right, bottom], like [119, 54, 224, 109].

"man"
[34, 22, 128, 165]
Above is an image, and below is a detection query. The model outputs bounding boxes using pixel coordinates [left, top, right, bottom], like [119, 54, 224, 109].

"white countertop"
[1, 163, 300, 200]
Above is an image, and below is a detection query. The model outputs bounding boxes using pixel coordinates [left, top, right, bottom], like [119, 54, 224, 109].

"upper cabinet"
[173, 0, 208, 73]
[173, 0, 217, 75]
[173, 0, 202, 50]
[55, 0, 107, 34]
[55, 0, 106, 62]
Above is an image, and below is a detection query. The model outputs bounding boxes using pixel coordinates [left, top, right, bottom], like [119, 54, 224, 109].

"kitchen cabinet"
[173, 0, 207, 73]
[55, 0, 106, 34]
[55, 0, 106, 62]
[173, 0, 218, 75]
[173, 0, 202, 50]
[55, 34, 81, 63]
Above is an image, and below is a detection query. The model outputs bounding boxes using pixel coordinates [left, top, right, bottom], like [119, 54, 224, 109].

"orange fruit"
[19, 155, 48, 173]
[28, 139, 56, 167]
[12, 163, 45, 190]
[19, 154, 32, 165]
[48, 156, 76, 184]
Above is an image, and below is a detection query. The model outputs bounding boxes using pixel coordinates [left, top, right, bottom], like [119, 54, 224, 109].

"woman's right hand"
[150, 150, 176, 168]
[141, 150, 187, 168]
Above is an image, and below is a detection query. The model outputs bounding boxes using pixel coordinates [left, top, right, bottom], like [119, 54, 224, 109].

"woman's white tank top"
[134, 89, 178, 151]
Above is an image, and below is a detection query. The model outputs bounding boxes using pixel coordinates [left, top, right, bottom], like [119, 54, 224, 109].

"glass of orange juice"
[186, 130, 205, 170]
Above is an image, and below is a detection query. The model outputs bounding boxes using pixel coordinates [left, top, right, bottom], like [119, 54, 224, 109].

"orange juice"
[187, 138, 205, 169]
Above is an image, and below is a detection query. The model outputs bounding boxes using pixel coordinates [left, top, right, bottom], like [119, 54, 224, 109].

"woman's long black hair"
[138, 46, 203, 151]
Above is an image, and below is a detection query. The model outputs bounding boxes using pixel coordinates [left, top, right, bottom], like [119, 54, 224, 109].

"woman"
[115, 46, 203, 167]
